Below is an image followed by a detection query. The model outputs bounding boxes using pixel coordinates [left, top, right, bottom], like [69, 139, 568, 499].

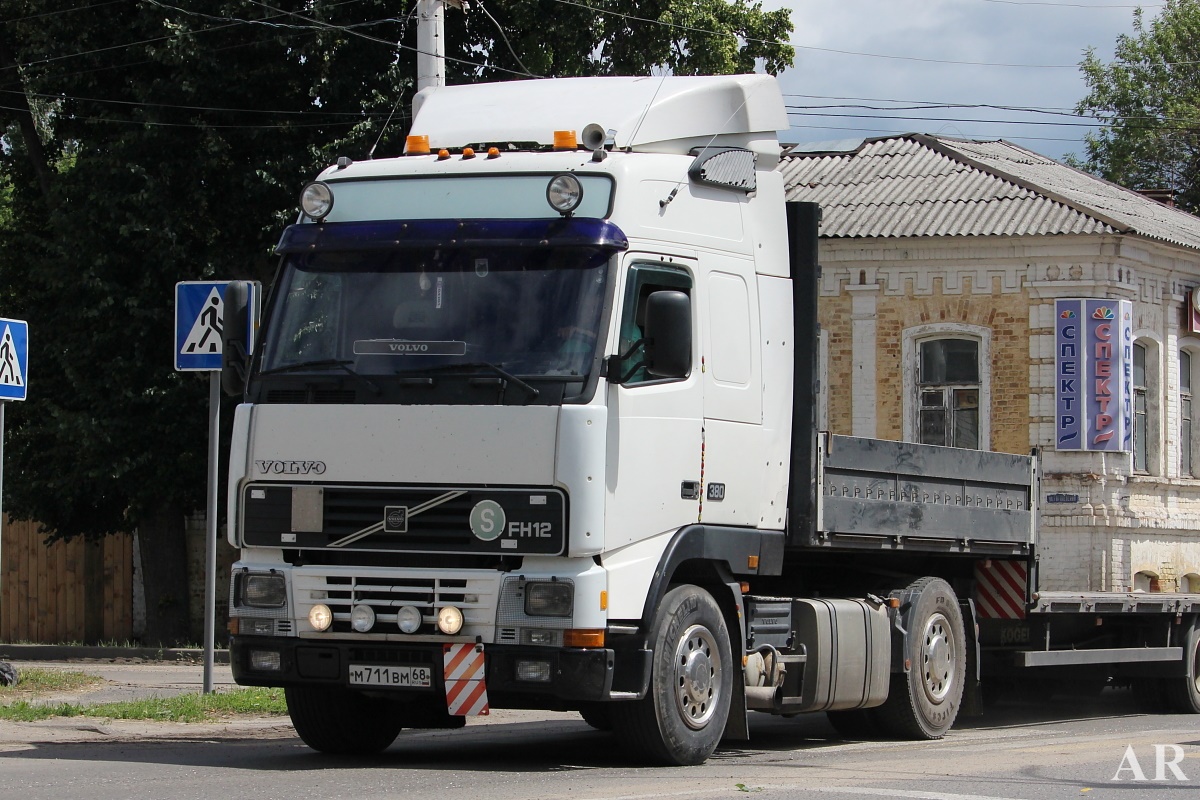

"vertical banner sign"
[1055, 299, 1133, 451]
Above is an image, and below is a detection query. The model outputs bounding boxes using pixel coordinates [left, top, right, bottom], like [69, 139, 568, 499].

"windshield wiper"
[401, 362, 540, 400]
[258, 358, 381, 396]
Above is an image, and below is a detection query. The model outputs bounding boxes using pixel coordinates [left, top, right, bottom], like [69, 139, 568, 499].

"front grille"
[243, 483, 567, 556]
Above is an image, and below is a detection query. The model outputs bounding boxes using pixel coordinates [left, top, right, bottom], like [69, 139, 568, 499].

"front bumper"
[231, 636, 644, 706]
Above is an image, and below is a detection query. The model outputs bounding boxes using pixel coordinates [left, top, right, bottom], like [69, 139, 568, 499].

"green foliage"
[1076, 0, 1200, 214]
[449, 0, 794, 80]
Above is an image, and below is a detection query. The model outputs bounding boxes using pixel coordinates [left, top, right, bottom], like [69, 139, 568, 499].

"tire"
[1164, 621, 1200, 714]
[578, 702, 613, 731]
[874, 577, 966, 739]
[826, 709, 877, 740]
[610, 584, 733, 765]
[285, 686, 404, 754]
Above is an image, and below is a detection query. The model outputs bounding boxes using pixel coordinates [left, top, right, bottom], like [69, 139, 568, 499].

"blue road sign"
[0, 317, 28, 401]
[175, 281, 230, 371]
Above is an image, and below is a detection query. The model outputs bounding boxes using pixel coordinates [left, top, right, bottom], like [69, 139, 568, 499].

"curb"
[0, 644, 230, 664]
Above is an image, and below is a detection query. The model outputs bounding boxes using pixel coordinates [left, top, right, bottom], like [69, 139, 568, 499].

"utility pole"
[416, 0, 447, 94]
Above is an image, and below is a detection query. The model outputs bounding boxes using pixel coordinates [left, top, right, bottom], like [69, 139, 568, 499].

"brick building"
[780, 134, 1200, 593]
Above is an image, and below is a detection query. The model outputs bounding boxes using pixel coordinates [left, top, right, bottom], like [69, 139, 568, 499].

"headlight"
[437, 605, 464, 635]
[397, 605, 422, 634]
[300, 181, 334, 220]
[240, 573, 286, 608]
[351, 604, 376, 633]
[546, 174, 583, 215]
[525, 580, 573, 617]
[309, 603, 333, 632]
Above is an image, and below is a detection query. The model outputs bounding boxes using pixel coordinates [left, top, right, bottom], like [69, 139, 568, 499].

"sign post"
[0, 317, 29, 586]
[175, 283, 254, 694]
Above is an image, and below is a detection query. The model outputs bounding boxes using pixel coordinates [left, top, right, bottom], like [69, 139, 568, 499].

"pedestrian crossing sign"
[0, 317, 28, 401]
[175, 281, 231, 371]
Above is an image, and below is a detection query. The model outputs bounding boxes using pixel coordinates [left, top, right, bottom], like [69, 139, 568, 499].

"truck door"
[605, 256, 703, 550]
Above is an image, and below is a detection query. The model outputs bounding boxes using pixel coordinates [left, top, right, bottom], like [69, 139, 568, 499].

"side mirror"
[643, 290, 691, 379]
[221, 280, 252, 397]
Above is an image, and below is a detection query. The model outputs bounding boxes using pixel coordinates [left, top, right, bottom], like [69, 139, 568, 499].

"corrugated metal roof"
[778, 134, 1200, 249]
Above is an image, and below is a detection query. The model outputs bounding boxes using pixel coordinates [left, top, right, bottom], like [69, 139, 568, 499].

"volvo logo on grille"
[255, 459, 326, 475]
[384, 506, 409, 533]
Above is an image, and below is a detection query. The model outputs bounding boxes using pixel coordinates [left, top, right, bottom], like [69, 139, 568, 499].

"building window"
[1183, 349, 1195, 477]
[917, 338, 980, 449]
[1134, 343, 1148, 472]
[1182, 573, 1200, 593]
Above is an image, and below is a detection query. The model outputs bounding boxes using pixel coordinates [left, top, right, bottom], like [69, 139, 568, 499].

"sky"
[763, 0, 1156, 163]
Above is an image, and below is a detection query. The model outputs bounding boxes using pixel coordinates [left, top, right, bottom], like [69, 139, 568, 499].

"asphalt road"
[1, 666, 1198, 800]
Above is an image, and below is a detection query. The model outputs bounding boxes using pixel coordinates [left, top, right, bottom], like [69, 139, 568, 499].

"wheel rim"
[673, 623, 721, 730]
[921, 612, 956, 705]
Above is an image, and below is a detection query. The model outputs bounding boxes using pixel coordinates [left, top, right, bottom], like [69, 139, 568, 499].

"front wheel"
[874, 577, 966, 739]
[285, 686, 404, 754]
[610, 584, 733, 765]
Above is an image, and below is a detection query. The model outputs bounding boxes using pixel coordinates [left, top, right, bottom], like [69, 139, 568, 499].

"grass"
[0, 667, 103, 695]
[0, 688, 288, 723]
[0, 667, 287, 722]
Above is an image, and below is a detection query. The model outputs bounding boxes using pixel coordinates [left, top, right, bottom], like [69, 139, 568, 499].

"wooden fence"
[0, 516, 134, 643]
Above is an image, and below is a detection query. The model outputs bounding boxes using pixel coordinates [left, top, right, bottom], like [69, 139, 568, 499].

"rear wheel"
[1164, 621, 1200, 714]
[610, 585, 733, 765]
[874, 577, 966, 739]
[285, 686, 404, 754]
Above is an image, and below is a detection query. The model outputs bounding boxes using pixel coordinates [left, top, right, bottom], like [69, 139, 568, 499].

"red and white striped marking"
[973, 560, 1028, 619]
[443, 643, 489, 716]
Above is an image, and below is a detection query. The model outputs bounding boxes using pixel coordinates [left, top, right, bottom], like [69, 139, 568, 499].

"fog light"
[516, 660, 552, 682]
[351, 604, 376, 633]
[437, 605, 464, 635]
[250, 650, 282, 671]
[397, 605, 422, 634]
[309, 603, 333, 632]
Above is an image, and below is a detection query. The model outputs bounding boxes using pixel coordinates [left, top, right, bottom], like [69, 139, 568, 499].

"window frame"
[902, 324, 991, 449]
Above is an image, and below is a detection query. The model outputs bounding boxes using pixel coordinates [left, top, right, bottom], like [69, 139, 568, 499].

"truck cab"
[225, 75, 795, 763]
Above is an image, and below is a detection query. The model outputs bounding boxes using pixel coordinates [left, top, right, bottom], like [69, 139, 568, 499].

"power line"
[0, 0, 129, 25]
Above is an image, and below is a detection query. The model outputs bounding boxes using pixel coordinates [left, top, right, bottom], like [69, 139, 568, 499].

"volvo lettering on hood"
[255, 460, 327, 475]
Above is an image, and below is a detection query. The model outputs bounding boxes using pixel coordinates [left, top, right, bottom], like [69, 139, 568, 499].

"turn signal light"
[563, 629, 605, 648]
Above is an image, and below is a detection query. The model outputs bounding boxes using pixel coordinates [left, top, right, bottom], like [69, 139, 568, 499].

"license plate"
[348, 664, 433, 688]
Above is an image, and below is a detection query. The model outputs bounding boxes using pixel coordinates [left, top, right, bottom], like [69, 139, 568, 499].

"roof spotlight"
[300, 181, 334, 220]
[546, 174, 584, 216]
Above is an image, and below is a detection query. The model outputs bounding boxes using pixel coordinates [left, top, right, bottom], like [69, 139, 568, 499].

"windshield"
[259, 245, 611, 387]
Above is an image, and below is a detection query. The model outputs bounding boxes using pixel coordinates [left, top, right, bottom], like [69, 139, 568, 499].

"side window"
[917, 337, 980, 449]
[616, 264, 692, 386]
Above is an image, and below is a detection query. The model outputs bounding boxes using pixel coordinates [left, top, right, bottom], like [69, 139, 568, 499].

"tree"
[1076, 0, 1200, 214]
[0, 0, 792, 645]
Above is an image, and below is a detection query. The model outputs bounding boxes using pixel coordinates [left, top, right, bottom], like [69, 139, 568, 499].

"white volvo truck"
[221, 75, 1200, 765]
